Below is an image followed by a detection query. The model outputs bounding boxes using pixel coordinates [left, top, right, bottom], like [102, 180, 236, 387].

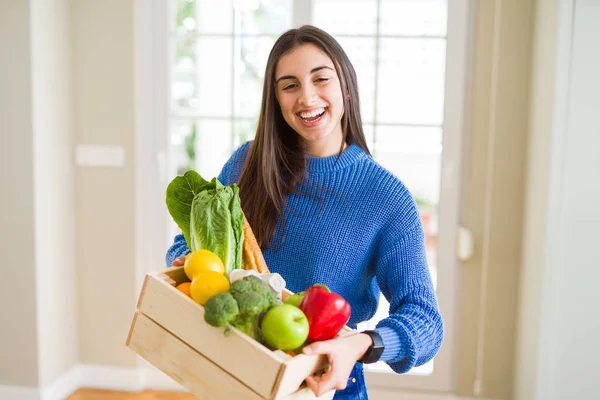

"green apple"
[283, 291, 304, 307]
[261, 304, 309, 351]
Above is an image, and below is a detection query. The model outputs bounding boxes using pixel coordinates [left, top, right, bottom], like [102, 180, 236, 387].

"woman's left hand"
[302, 333, 373, 397]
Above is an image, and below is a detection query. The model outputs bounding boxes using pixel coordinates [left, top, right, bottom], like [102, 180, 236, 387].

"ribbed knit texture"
[166, 141, 444, 373]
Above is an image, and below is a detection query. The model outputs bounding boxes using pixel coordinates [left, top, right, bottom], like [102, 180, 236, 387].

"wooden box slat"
[128, 267, 337, 400]
[137, 268, 282, 398]
[127, 311, 263, 400]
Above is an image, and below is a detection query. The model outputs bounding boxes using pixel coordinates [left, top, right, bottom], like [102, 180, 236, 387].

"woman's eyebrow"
[310, 65, 334, 74]
[275, 65, 334, 84]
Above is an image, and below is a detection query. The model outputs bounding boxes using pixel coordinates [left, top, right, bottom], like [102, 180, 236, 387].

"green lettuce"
[166, 171, 244, 274]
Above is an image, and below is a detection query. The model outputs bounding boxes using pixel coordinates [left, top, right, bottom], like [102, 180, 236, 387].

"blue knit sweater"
[166, 142, 443, 373]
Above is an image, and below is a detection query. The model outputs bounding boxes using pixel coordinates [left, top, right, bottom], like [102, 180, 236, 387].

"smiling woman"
[146, 0, 466, 396]
[166, 25, 444, 400]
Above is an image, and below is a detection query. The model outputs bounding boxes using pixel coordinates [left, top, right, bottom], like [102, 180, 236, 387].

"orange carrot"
[242, 213, 270, 274]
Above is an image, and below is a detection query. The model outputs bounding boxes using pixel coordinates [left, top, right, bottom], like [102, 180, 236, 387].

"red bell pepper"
[298, 285, 351, 342]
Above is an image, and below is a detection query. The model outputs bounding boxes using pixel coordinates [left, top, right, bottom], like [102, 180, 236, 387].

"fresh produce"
[184, 249, 225, 280]
[299, 285, 351, 342]
[230, 270, 286, 300]
[190, 270, 230, 305]
[283, 283, 330, 308]
[242, 214, 270, 273]
[229, 276, 278, 317]
[203, 292, 239, 327]
[175, 282, 191, 298]
[261, 305, 309, 351]
[283, 292, 304, 308]
[166, 171, 244, 274]
[203, 276, 280, 340]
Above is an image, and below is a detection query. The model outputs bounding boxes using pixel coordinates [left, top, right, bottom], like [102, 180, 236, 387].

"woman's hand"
[302, 333, 373, 397]
[171, 256, 185, 267]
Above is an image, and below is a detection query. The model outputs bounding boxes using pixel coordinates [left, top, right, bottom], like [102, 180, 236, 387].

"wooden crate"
[126, 267, 337, 400]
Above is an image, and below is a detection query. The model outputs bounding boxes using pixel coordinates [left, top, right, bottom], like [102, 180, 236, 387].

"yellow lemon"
[184, 249, 225, 280]
[190, 270, 230, 306]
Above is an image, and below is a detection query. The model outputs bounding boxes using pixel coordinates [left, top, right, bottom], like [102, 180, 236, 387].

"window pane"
[380, 0, 447, 36]
[172, 38, 233, 117]
[198, 120, 233, 178]
[170, 121, 197, 176]
[374, 125, 442, 203]
[363, 124, 375, 152]
[234, 36, 276, 118]
[376, 38, 446, 125]
[234, 0, 293, 36]
[173, 0, 233, 35]
[335, 37, 376, 123]
[169, 120, 233, 179]
[172, 39, 197, 113]
[233, 119, 258, 148]
[313, 0, 378, 35]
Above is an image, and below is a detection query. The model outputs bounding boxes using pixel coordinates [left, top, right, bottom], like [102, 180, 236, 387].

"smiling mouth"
[298, 107, 326, 123]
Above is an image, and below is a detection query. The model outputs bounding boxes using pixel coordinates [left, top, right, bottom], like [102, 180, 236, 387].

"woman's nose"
[299, 85, 317, 106]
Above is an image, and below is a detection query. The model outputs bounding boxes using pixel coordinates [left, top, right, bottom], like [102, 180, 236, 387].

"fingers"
[171, 256, 185, 267]
[302, 337, 355, 396]
[304, 375, 319, 389]
[304, 357, 343, 397]
[304, 371, 344, 397]
[304, 375, 321, 397]
[302, 341, 328, 355]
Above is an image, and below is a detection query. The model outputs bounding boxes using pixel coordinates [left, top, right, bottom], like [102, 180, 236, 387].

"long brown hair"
[238, 25, 370, 249]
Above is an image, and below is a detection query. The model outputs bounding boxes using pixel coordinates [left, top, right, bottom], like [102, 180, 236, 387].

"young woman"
[167, 25, 443, 399]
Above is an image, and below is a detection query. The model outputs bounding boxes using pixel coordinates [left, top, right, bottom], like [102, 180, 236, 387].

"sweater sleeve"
[373, 224, 444, 374]
[165, 233, 190, 267]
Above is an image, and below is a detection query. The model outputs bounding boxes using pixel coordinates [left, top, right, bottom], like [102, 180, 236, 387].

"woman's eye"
[315, 77, 329, 83]
[282, 84, 297, 91]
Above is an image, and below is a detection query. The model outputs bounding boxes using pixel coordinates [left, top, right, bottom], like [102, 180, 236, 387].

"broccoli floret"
[230, 276, 280, 309]
[231, 314, 255, 338]
[264, 290, 279, 308]
[203, 292, 239, 327]
[234, 290, 270, 316]
[225, 276, 281, 340]
[229, 277, 254, 298]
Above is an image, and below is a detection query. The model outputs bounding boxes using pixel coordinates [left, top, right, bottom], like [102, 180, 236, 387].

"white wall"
[514, 0, 558, 398]
[0, 0, 40, 388]
[0, 0, 77, 393]
[30, 0, 78, 389]
[71, 0, 137, 367]
[535, 0, 600, 399]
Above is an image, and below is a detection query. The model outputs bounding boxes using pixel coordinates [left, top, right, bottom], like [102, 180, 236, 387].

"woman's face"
[274, 44, 345, 157]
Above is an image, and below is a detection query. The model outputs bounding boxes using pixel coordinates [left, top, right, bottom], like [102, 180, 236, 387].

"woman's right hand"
[171, 256, 186, 267]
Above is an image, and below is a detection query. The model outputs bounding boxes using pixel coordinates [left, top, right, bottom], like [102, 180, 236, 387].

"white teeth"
[299, 108, 325, 119]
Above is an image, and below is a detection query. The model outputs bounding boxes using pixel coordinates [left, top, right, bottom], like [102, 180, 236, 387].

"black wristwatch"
[359, 330, 384, 364]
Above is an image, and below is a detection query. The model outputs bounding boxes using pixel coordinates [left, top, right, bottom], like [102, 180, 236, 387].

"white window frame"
[135, 0, 473, 394]
[363, 0, 472, 393]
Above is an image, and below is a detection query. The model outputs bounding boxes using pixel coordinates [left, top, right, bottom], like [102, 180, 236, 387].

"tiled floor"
[67, 389, 196, 399]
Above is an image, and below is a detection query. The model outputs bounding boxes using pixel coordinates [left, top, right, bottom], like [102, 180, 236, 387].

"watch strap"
[359, 330, 384, 364]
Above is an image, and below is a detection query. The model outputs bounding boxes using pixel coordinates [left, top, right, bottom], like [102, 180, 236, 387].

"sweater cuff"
[375, 326, 404, 362]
